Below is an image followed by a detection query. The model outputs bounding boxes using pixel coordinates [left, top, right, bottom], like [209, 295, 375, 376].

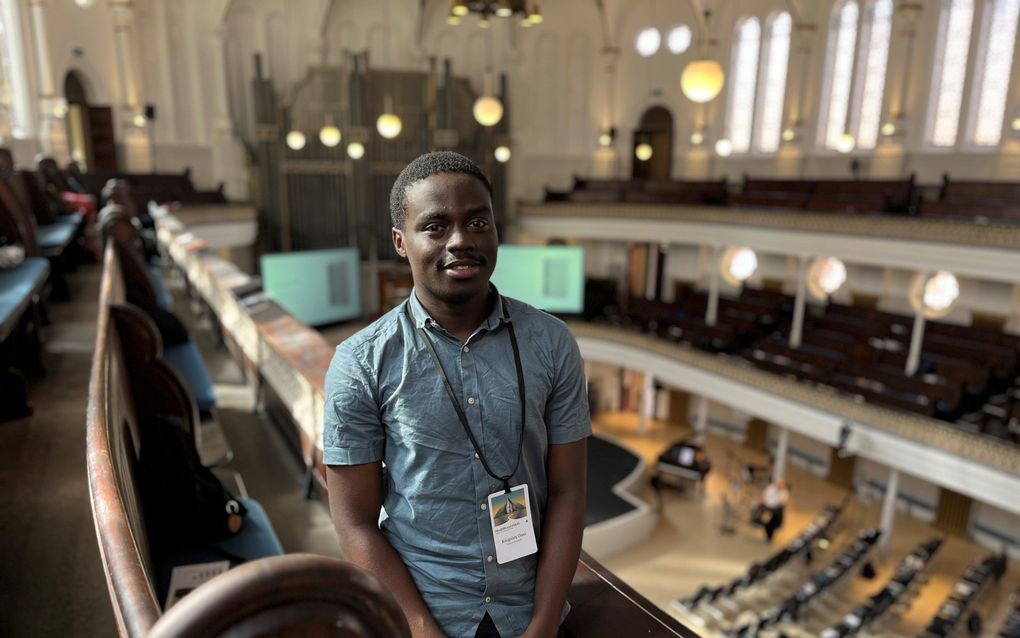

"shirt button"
[474, 452, 480, 459]
[481, 503, 487, 511]
[487, 555, 494, 563]
[468, 397, 476, 405]
[463, 346, 470, 353]
[484, 596, 492, 604]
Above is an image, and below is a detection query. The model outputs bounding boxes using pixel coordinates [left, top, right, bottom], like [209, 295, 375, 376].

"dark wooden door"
[86, 107, 118, 171]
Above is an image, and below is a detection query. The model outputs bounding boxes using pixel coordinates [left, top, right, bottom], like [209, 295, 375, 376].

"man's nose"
[446, 225, 475, 251]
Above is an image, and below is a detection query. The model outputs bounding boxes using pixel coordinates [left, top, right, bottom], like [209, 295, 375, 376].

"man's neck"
[416, 289, 494, 342]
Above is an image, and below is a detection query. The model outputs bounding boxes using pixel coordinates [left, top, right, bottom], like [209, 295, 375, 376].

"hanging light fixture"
[807, 257, 848, 299]
[495, 0, 513, 18]
[690, 130, 704, 145]
[781, 127, 796, 142]
[715, 138, 733, 157]
[635, 143, 653, 161]
[451, 0, 469, 17]
[377, 95, 402, 139]
[909, 271, 960, 319]
[74, 0, 94, 7]
[132, 112, 146, 128]
[473, 69, 504, 127]
[447, 13, 461, 25]
[346, 142, 365, 159]
[528, 1, 543, 24]
[494, 145, 511, 162]
[680, 10, 725, 103]
[319, 115, 342, 147]
[835, 132, 856, 153]
[721, 247, 758, 286]
[286, 130, 307, 150]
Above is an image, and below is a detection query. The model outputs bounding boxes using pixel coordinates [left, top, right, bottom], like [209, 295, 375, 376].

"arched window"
[726, 18, 761, 154]
[756, 12, 791, 152]
[928, 0, 975, 147]
[970, 0, 1020, 145]
[819, 1, 859, 150]
[854, 0, 892, 149]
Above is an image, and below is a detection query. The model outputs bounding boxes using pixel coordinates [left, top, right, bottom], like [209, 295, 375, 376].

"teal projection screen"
[490, 245, 585, 313]
[261, 248, 361, 326]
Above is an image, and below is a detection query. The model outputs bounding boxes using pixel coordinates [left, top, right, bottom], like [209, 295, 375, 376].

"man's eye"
[424, 224, 443, 233]
[469, 219, 489, 229]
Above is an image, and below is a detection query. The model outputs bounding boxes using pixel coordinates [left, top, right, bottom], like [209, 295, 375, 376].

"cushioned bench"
[148, 263, 174, 310]
[163, 341, 217, 414]
[35, 217, 80, 258]
[0, 257, 49, 343]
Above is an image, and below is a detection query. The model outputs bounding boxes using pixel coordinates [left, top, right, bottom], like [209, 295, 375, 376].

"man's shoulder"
[503, 296, 573, 340]
[333, 300, 408, 360]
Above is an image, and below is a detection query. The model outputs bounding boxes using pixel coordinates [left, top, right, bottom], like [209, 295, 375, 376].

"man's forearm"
[341, 523, 447, 638]
[526, 489, 585, 636]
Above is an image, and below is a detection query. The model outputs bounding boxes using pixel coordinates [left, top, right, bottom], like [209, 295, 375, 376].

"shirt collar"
[406, 286, 509, 334]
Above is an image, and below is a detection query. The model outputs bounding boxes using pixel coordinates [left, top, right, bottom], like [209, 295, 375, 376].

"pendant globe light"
[473, 71, 504, 127]
[319, 114, 341, 147]
[680, 9, 725, 103]
[377, 94, 402, 139]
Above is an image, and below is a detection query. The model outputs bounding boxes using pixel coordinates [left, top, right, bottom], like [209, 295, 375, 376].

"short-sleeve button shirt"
[323, 291, 591, 638]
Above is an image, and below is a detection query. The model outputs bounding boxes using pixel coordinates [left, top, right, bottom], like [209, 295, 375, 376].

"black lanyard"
[408, 297, 526, 494]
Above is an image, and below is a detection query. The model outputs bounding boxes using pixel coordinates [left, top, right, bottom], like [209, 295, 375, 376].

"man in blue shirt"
[324, 151, 590, 638]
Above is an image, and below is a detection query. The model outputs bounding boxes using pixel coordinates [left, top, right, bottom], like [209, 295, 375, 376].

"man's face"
[392, 172, 498, 308]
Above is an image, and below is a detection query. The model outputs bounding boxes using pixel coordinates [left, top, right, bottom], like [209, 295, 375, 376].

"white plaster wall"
[969, 502, 1020, 561]
[854, 457, 940, 522]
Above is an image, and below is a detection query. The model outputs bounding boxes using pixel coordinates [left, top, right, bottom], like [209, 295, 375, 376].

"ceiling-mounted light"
[377, 95, 402, 139]
[74, 0, 94, 7]
[690, 131, 704, 145]
[286, 130, 306, 150]
[635, 28, 661, 57]
[494, 145, 511, 162]
[714, 138, 733, 157]
[667, 25, 692, 54]
[346, 142, 365, 159]
[635, 143, 653, 161]
[319, 122, 341, 147]
[781, 127, 796, 142]
[495, 0, 513, 17]
[451, 0, 469, 17]
[835, 132, 856, 153]
[447, 14, 461, 25]
[680, 59, 725, 103]
[880, 122, 896, 137]
[132, 112, 146, 128]
[528, 1, 543, 24]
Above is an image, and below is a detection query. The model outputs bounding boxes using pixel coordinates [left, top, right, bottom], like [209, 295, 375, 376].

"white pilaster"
[773, 425, 790, 482]
[706, 246, 720, 326]
[879, 468, 900, 551]
[638, 373, 655, 435]
[692, 395, 709, 441]
[790, 256, 808, 348]
[26, 0, 67, 158]
[905, 312, 926, 376]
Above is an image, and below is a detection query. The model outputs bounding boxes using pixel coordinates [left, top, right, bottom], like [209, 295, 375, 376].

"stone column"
[109, 0, 151, 170]
[206, 26, 248, 199]
[790, 256, 808, 348]
[691, 395, 709, 441]
[638, 373, 655, 435]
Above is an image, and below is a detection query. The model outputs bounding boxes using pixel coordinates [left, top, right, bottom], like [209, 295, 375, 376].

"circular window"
[667, 25, 692, 54]
[635, 28, 661, 57]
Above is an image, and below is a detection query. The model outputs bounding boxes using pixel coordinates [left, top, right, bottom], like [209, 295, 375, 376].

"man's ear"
[392, 227, 406, 258]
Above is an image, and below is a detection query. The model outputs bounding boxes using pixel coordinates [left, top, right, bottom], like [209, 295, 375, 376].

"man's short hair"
[389, 151, 492, 228]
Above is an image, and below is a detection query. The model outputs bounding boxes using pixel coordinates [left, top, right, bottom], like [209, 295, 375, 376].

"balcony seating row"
[919, 175, 1020, 224]
[731, 176, 916, 215]
[545, 177, 728, 206]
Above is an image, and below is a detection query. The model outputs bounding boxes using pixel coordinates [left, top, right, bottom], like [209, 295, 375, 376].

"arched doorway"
[631, 106, 673, 180]
[64, 70, 117, 170]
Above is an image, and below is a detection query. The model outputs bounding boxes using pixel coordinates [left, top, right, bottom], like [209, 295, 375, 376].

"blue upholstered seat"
[148, 264, 174, 310]
[36, 218, 79, 255]
[0, 258, 50, 342]
[163, 341, 217, 412]
[153, 497, 284, 606]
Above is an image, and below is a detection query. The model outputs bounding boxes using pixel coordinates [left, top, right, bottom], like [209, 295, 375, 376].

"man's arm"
[326, 463, 447, 638]
[522, 438, 588, 638]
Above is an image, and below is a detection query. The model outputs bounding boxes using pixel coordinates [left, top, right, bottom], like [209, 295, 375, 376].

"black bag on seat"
[138, 414, 247, 548]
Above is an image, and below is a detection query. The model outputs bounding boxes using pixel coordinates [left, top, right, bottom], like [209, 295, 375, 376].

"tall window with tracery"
[970, 0, 1020, 145]
[929, 0, 975, 147]
[0, 0, 29, 140]
[756, 11, 791, 152]
[854, 0, 892, 149]
[727, 17, 761, 154]
[819, 1, 859, 149]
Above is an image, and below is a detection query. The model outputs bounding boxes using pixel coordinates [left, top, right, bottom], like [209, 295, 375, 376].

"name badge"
[487, 484, 538, 564]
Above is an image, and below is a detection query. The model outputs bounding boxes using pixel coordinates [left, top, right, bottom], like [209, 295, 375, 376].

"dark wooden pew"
[918, 175, 1020, 224]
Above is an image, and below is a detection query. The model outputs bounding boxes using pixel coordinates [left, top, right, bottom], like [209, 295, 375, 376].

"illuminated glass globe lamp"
[721, 246, 758, 286]
[715, 138, 733, 157]
[377, 95, 402, 139]
[635, 143, 653, 161]
[680, 59, 725, 103]
[835, 132, 856, 154]
[346, 141, 365, 160]
[807, 257, 848, 299]
[319, 121, 342, 147]
[285, 130, 307, 150]
[910, 270, 960, 319]
[494, 145, 511, 163]
[473, 95, 504, 127]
